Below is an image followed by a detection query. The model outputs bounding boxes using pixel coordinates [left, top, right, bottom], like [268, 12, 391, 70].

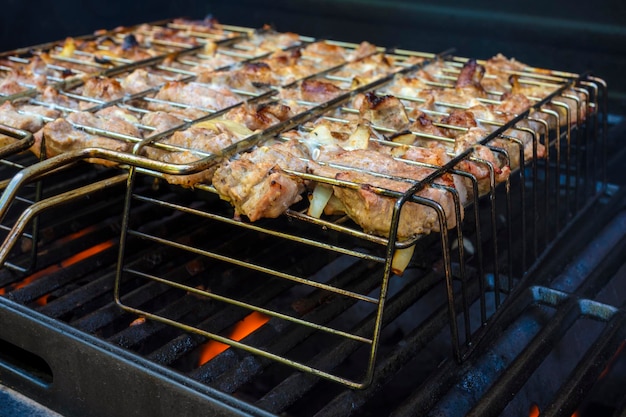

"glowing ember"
[9, 239, 115, 303]
[130, 317, 146, 327]
[198, 311, 270, 366]
[529, 403, 540, 417]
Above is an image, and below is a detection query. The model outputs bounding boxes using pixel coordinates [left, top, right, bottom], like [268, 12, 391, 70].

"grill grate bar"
[205, 261, 385, 392]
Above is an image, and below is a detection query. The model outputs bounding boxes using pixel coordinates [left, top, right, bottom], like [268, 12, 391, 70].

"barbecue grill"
[0, 4, 625, 417]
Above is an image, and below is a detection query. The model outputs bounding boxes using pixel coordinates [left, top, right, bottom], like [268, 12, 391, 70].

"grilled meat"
[310, 148, 462, 239]
[148, 81, 241, 112]
[120, 69, 168, 95]
[144, 119, 253, 187]
[0, 102, 59, 132]
[213, 140, 310, 221]
[38, 111, 139, 162]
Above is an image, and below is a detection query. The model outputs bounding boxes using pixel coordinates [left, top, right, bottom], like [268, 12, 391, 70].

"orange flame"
[529, 403, 540, 417]
[531, 403, 581, 417]
[198, 311, 270, 366]
[11, 240, 115, 305]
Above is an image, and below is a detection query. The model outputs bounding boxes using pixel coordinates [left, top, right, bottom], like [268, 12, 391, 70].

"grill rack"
[0, 19, 609, 389]
[0, 18, 257, 103]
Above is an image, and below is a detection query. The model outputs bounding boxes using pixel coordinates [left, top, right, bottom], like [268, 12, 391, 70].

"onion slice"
[193, 119, 253, 138]
[345, 123, 370, 150]
[391, 245, 415, 276]
[308, 183, 333, 218]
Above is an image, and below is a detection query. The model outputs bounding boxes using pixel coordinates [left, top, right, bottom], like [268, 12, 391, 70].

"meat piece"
[0, 79, 29, 96]
[141, 111, 185, 135]
[481, 54, 528, 93]
[356, 92, 410, 131]
[148, 81, 241, 112]
[144, 120, 252, 187]
[392, 144, 468, 206]
[440, 109, 478, 133]
[39, 111, 139, 162]
[382, 75, 431, 97]
[278, 79, 344, 112]
[212, 140, 310, 221]
[171, 17, 224, 35]
[0, 57, 48, 96]
[334, 53, 398, 87]
[453, 127, 511, 193]
[455, 59, 486, 97]
[250, 29, 302, 52]
[348, 42, 379, 61]
[80, 77, 126, 107]
[120, 69, 167, 95]
[266, 49, 312, 84]
[495, 92, 533, 115]
[196, 62, 277, 90]
[464, 104, 546, 166]
[224, 102, 294, 131]
[310, 149, 462, 238]
[38, 86, 80, 110]
[0, 102, 59, 132]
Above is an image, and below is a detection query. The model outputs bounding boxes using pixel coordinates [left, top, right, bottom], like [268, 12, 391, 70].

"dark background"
[1, 0, 625, 109]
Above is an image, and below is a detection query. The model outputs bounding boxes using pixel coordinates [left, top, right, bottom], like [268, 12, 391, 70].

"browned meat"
[454, 127, 511, 189]
[120, 69, 167, 95]
[0, 57, 48, 96]
[349, 42, 379, 61]
[440, 109, 479, 133]
[356, 92, 410, 131]
[481, 54, 528, 93]
[144, 120, 252, 187]
[197, 62, 277, 90]
[141, 111, 185, 135]
[148, 81, 241, 112]
[382, 75, 431, 97]
[406, 111, 449, 140]
[171, 17, 226, 35]
[0, 79, 28, 96]
[495, 92, 533, 115]
[310, 149, 462, 238]
[224, 102, 294, 131]
[212, 140, 309, 221]
[80, 77, 126, 107]
[268, 49, 307, 80]
[0, 102, 59, 132]
[455, 59, 486, 97]
[279, 79, 344, 111]
[38, 111, 139, 162]
[38, 86, 80, 110]
[334, 53, 398, 88]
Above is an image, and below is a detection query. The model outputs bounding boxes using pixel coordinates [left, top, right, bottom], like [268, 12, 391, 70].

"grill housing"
[0, 13, 622, 417]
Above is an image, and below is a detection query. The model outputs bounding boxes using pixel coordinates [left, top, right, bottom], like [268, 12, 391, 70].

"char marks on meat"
[212, 140, 309, 221]
[148, 81, 241, 112]
[310, 149, 462, 239]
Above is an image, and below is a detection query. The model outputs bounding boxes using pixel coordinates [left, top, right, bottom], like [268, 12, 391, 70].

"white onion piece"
[203, 40, 217, 55]
[346, 123, 370, 150]
[391, 132, 416, 145]
[391, 245, 415, 276]
[193, 119, 253, 138]
[308, 184, 333, 218]
[309, 124, 336, 146]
